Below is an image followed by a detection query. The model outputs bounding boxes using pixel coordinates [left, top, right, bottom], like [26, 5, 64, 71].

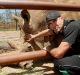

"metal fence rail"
[0, 1, 80, 11]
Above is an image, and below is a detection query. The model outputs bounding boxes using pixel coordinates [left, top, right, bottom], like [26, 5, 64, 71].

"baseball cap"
[46, 11, 61, 23]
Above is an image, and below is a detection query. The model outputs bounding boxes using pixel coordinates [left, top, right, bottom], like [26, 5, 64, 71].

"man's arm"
[50, 41, 71, 59]
[26, 29, 54, 42]
[33, 29, 53, 38]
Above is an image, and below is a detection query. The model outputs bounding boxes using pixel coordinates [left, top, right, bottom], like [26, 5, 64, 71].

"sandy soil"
[0, 31, 54, 75]
[0, 31, 20, 41]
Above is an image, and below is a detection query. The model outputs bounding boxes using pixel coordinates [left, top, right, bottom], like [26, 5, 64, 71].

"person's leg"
[53, 55, 80, 75]
[53, 67, 62, 75]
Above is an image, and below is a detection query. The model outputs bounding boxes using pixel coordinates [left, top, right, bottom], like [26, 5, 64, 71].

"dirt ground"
[0, 31, 20, 41]
[0, 31, 54, 75]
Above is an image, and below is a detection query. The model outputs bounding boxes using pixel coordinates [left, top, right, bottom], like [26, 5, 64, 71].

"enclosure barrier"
[0, 1, 80, 65]
[0, 1, 80, 11]
[0, 50, 48, 65]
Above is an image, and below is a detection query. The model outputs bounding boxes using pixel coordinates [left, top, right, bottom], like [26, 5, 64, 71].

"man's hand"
[24, 34, 35, 43]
